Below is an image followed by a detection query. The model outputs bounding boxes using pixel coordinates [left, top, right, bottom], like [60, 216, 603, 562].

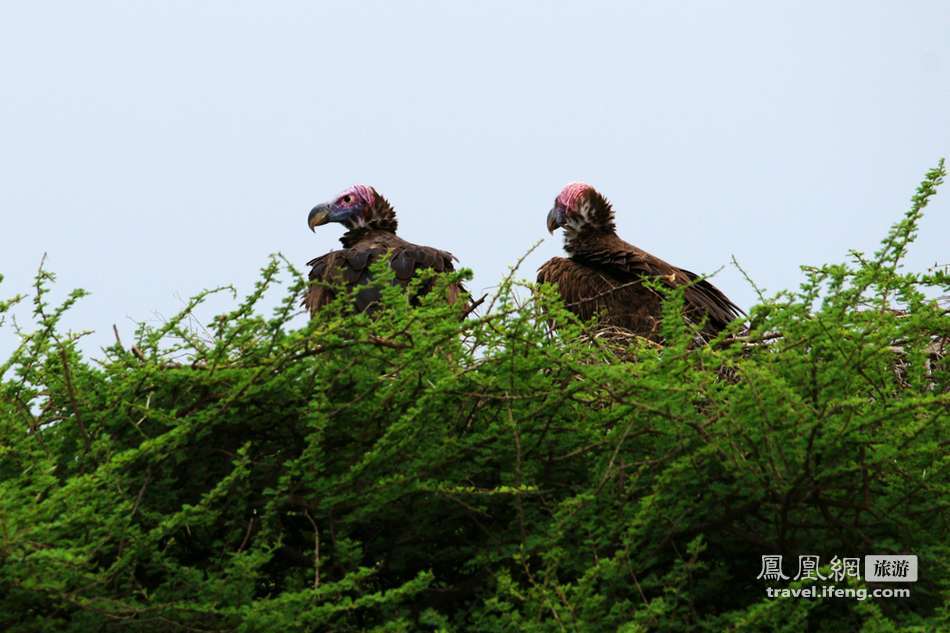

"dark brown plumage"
[538, 182, 743, 341]
[305, 185, 463, 315]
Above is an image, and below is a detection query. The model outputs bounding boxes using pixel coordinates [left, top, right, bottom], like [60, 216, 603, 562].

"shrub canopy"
[1, 162, 947, 632]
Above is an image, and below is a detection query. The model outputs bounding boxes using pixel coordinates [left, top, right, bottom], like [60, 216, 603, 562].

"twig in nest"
[461, 293, 488, 319]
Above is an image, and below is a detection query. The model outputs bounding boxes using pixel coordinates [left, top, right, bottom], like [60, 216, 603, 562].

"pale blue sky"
[1, 1, 948, 358]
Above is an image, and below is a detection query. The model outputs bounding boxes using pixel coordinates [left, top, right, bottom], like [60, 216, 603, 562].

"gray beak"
[308, 203, 331, 232]
[547, 205, 565, 234]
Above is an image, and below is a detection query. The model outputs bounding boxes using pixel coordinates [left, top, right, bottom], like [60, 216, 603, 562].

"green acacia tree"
[0, 162, 947, 632]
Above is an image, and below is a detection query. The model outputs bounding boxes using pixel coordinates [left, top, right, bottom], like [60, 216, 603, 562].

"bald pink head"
[309, 183, 389, 233]
[556, 182, 594, 212]
[547, 181, 615, 236]
[335, 184, 377, 208]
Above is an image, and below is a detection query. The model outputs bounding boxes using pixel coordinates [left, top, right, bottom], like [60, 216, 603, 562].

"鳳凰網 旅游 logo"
[756, 554, 916, 601]
[864, 555, 917, 582]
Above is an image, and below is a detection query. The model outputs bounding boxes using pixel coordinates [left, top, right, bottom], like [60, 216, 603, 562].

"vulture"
[304, 184, 463, 315]
[538, 182, 743, 341]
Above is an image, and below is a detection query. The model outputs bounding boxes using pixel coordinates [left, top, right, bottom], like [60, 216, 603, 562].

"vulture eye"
[339, 195, 353, 205]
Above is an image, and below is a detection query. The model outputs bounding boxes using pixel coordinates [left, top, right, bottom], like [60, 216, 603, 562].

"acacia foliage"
[0, 163, 948, 632]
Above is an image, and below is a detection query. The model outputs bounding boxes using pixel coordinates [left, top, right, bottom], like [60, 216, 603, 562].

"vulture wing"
[305, 240, 462, 315]
[539, 236, 743, 338]
[537, 257, 635, 323]
[538, 256, 668, 338]
[676, 266, 745, 332]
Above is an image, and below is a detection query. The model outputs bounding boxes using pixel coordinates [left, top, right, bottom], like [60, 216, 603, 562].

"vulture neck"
[561, 198, 617, 256]
[563, 227, 617, 257]
[339, 201, 398, 248]
[340, 226, 397, 248]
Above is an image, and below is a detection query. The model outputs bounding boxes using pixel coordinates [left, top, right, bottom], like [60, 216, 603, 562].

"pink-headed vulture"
[305, 184, 464, 315]
[538, 182, 743, 341]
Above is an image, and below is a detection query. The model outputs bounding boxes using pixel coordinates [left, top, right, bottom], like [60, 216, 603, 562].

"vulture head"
[546, 182, 617, 239]
[308, 184, 398, 234]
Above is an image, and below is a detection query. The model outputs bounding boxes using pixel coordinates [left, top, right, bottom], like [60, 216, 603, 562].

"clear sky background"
[1, 1, 948, 359]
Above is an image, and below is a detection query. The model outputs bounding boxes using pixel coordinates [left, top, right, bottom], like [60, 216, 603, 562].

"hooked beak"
[547, 205, 566, 234]
[307, 203, 331, 232]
